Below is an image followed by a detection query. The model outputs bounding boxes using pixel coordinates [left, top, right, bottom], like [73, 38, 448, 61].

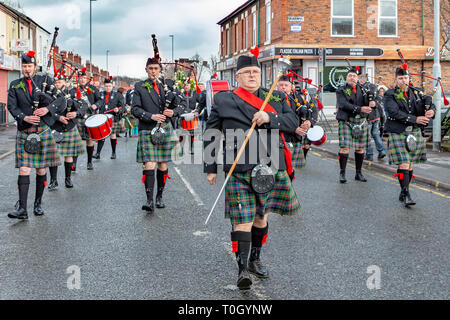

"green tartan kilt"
[225, 169, 301, 225]
[291, 141, 306, 169]
[15, 125, 62, 169]
[388, 128, 427, 165]
[338, 117, 370, 150]
[136, 122, 182, 163]
[111, 120, 124, 135]
[57, 127, 85, 157]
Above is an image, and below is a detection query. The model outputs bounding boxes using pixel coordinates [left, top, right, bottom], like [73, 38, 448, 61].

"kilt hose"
[338, 117, 370, 151]
[388, 128, 427, 165]
[15, 125, 61, 169]
[56, 127, 85, 158]
[291, 141, 306, 169]
[224, 169, 301, 225]
[136, 122, 182, 163]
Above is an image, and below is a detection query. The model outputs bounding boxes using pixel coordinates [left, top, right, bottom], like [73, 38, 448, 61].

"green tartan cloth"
[338, 117, 370, 151]
[291, 141, 306, 169]
[15, 125, 61, 169]
[136, 122, 182, 163]
[57, 126, 84, 157]
[225, 169, 301, 225]
[388, 128, 427, 165]
[111, 120, 124, 135]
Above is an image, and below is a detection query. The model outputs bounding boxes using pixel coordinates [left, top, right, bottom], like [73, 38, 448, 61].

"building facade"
[217, 0, 450, 112]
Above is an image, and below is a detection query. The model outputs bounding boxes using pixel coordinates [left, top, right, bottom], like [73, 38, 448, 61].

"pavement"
[0, 134, 449, 300]
[0, 124, 16, 160]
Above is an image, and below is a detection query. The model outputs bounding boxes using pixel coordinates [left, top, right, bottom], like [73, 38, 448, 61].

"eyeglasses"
[237, 70, 261, 76]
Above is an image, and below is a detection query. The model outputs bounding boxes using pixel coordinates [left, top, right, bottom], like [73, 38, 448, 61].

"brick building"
[217, 0, 450, 111]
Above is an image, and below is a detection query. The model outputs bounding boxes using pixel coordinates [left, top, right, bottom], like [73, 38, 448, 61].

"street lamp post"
[106, 50, 110, 71]
[90, 0, 97, 74]
[169, 35, 174, 61]
[433, 0, 441, 152]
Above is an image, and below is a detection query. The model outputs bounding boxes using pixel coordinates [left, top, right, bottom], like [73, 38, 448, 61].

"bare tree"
[441, 0, 450, 51]
[209, 54, 218, 73]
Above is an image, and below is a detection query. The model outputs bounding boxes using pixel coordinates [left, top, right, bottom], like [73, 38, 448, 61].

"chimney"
[68, 51, 74, 63]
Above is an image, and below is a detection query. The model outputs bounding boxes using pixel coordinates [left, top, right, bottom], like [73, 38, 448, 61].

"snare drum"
[85, 114, 112, 141]
[180, 113, 198, 130]
[306, 125, 327, 146]
[106, 114, 113, 128]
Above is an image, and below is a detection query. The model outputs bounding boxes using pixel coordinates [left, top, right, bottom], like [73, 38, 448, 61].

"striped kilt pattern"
[291, 141, 306, 169]
[338, 117, 370, 150]
[136, 122, 182, 163]
[57, 127, 84, 157]
[111, 121, 124, 135]
[225, 169, 301, 225]
[388, 128, 427, 165]
[15, 125, 61, 169]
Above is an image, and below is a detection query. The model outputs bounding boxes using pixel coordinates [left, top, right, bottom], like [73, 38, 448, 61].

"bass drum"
[206, 80, 231, 117]
[85, 114, 112, 141]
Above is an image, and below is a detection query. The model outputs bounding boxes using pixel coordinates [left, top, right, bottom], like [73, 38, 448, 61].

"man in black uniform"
[70, 68, 104, 171]
[131, 57, 182, 213]
[48, 67, 87, 190]
[336, 66, 375, 183]
[384, 67, 435, 207]
[95, 77, 126, 159]
[7, 51, 60, 219]
[204, 54, 301, 290]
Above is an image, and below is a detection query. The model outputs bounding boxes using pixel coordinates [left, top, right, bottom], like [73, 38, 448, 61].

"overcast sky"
[18, 0, 246, 79]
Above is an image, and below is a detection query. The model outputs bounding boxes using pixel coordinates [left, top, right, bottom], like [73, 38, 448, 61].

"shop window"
[323, 65, 364, 92]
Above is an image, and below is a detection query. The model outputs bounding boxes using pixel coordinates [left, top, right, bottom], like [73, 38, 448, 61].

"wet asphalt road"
[0, 136, 448, 300]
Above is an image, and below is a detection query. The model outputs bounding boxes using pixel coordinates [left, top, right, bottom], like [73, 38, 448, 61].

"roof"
[217, 0, 256, 25]
[0, 2, 51, 34]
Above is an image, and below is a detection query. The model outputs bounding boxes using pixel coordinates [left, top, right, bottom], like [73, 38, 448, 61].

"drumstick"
[104, 107, 123, 114]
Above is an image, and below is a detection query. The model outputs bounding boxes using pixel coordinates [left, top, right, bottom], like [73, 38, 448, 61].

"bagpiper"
[7, 51, 61, 219]
[48, 66, 87, 190]
[204, 53, 301, 290]
[384, 67, 435, 207]
[95, 76, 126, 159]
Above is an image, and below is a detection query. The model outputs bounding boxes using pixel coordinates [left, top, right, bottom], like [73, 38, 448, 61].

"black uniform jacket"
[384, 86, 436, 134]
[69, 83, 104, 116]
[336, 83, 371, 121]
[99, 90, 126, 122]
[8, 74, 58, 131]
[203, 87, 299, 174]
[131, 79, 182, 131]
[50, 88, 88, 132]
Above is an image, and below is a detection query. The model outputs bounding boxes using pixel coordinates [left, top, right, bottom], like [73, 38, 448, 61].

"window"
[235, 23, 239, 53]
[379, 0, 397, 36]
[227, 28, 231, 56]
[252, 12, 257, 46]
[245, 16, 248, 49]
[265, 1, 271, 43]
[331, 0, 353, 36]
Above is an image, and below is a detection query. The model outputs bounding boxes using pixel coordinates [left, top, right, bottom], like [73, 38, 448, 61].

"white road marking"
[193, 231, 211, 237]
[174, 166, 205, 206]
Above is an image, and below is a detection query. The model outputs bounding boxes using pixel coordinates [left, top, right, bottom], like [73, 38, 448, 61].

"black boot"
[338, 153, 349, 183]
[142, 170, 155, 213]
[231, 231, 252, 290]
[397, 170, 415, 207]
[48, 166, 58, 191]
[110, 139, 117, 159]
[34, 174, 47, 216]
[86, 146, 94, 170]
[8, 176, 30, 220]
[156, 169, 169, 209]
[403, 171, 416, 207]
[355, 152, 367, 182]
[249, 225, 269, 278]
[72, 156, 78, 173]
[64, 162, 73, 188]
[190, 135, 195, 155]
[397, 169, 406, 202]
[93, 140, 104, 159]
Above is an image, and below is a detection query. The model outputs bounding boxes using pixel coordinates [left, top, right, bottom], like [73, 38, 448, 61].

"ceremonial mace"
[204, 56, 293, 225]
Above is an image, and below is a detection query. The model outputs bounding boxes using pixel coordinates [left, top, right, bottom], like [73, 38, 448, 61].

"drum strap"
[233, 87, 293, 177]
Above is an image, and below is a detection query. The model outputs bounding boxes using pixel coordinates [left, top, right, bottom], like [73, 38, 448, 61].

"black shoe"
[378, 153, 386, 160]
[111, 153, 116, 160]
[248, 248, 269, 278]
[87, 162, 94, 170]
[8, 207, 28, 220]
[237, 270, 252, 290]
[403, 189, 416, 207]
[366, 157, 373, 162]
[142, 200, 154, 213]
[33, 200, 45, 216]
[48, 180, 58, 191]
[355, 172, 368, 182]
[92, 153, 100, 159]
[155, 195, 165, 209]
[65, 177, 73, 188]
[339, 170, 347, 184]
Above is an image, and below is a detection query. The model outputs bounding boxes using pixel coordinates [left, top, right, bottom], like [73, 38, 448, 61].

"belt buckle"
[355, 115, 361, 119]
[405, 126, 413, 132]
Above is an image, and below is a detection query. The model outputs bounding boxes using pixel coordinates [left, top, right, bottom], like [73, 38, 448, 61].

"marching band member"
[48, 68, 87, 190]
[384, 67, 435, 207]
[336, 66, 374, 184]
[131, 56, 182, 213]
[95, 77, 126, 160]
[7, 51, 60, 219]
[70, 68, 104, 171]
[204, 53, 301, 290]
[179, 81, 199, 155]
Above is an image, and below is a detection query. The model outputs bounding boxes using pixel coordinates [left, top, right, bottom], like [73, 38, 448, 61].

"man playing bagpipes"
[70, 68, 105, 171]
[94, 77, 126, 160]
[7, 51, 61, 219]
[336, 65, 375, 184]
[131, 36, 183, 213]
[48, 65, 88, 190]
[384, 67, 436, 207]
[204, 51, 301, 290]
